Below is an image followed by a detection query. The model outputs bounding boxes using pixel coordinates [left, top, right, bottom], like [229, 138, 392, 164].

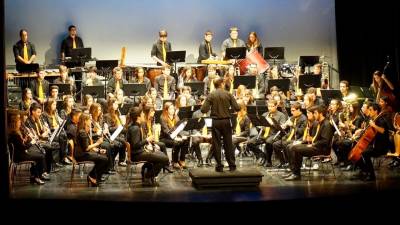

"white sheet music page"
[110, 125, 124, 141]
[170, 121, 187, 139]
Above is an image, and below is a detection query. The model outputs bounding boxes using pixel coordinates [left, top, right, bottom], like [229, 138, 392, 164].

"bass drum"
[146, 66, 163, 87]
[239, 50, 269, 75]
[280, 64, 295, 78]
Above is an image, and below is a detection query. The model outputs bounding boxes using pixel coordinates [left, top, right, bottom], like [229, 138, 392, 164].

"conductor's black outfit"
[201, 87, 240, 171]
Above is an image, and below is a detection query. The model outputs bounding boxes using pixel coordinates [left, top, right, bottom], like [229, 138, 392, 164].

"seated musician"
[127, 107, 169, 186]
[145, 88, 163, 110]
[272, 102, 307, 168]
[203, 65, 220, 95]
[154, 66, 176, 100]
[351, 103, 391, 181]
[103, 97, 127, 167]
[75, 113, 109, 187]
[306, 87, 324, 106]
[328, 99, 343, 126]
[224, 65, 235, 94]
[66, 108, 82, 147]
[42, 98, 70, 165]
[221, 27, 246, 58]
[8, 110, 47, 185]
[115, 88, 134, 109]
[106, 67, 128, 97]
[59, 95, 75, 120]
[84, 66, 102, 86]
[54, 65, 76, 95]
[48, 85, 60, 101]
[25, 103, 61, 174]
[283, 105, 334, 180]
[247, 99, 287, 167]
[30, 69, 49, 105]
[243, 89, 255, 105]
[232, 100, 251, 151]
[177, 66, 197, 91]
[339, 80, 350, 99]
[246, 31, 263, 55]
[181, 86, 197, 106]
[13, 29, 37, 72]
[198, 30, 217, 63]
[19, 88, 37, 112]
[151, 29, 172, 67]
[82, 94, 94, 111]
[379, 96, 394, 124]
[235, 85, 247, 100]
[131, 67, 151, 92]
[159, 102, 189, 170]
[244, 64, 266, 98]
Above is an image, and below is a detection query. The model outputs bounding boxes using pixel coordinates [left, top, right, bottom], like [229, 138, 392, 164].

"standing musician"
[198, 30, 217, 63]
[75, 113, 109, 187]
[127, 107, 169, 186]
[283, 105, 334, 180]
[370, 70, 396, 107]
[221, 27, 246, 58]
[151, 29, 172, 67]
[30, 69, 49, 105]
[201, 78, 241, 172]
[246, 31, 263, 56]
[13, 29, 37, 72]
[60, 25, 84, 61]
[272, 102, 307, 168]
[154, 66, 176, 100]
[159, 102, 189, 170]
[351, 103, 391, 181]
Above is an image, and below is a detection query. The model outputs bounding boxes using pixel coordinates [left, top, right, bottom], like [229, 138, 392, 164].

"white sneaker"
[312, 164, 319, 170]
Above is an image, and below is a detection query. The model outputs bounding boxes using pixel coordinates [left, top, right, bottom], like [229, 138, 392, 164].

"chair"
[8, 143, 36, 188]
[307, 154, 337, 179]
[125, 142, 154, 186]
[68, 139, 95, 186]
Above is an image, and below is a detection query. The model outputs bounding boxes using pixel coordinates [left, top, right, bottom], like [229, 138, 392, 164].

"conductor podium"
[189, 168, 263, 189]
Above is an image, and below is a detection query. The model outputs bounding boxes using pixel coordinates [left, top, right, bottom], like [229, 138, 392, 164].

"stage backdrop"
[5, 0, 338, 81]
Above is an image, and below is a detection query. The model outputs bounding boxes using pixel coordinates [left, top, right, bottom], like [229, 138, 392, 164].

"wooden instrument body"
[348, 126, 377, 162]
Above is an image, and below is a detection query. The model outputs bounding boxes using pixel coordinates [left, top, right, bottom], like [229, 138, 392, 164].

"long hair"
[44, 98, 57, 116]
[107, 97, 120, 125]
[22, 88, 32, 102]
[77, 113, 90, 136]
[161, 102, 176, 129]
[89, 103, 102, 122]
[246, 31, 260, 48]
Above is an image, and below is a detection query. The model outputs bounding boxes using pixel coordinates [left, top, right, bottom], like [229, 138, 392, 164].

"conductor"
[201, 78, 240, 172]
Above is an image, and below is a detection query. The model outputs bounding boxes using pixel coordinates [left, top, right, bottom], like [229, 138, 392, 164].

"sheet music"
[110, 125, 124, 141]
[170, 121, 187, 139]
[204, 118, 212, 127]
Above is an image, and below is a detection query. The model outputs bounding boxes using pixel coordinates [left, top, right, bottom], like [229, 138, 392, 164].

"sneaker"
[118, 162, 127, 167]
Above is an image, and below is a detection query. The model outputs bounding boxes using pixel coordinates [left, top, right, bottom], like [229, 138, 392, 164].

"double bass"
[348, 112, 383, 163]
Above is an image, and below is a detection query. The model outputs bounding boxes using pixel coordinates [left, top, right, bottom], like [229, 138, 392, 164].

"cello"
[348, 112, 383, 163]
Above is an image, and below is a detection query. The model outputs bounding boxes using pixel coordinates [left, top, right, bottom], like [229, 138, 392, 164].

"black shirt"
[13, 40, 36, 64]
[201, 88, 240, 119]
[373, 115, 391, 151]
[312, 118, 335, 152]
[127, 123, 147, 156]
[61, 36, 84, 57]
[151, 40, 171, 64]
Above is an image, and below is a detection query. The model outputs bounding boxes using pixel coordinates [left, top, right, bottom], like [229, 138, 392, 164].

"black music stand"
[350, 86, 374, 102]
[267, 79, 291, 93]
[247, 105, 267, 115]
[66, 48, 91, 68]
[320, 89, 343, 104]
[298, 56, 320, 74]
[82, 85, 105, 99]
[50, 83, 71, 96]
[120, 103, 135, 116]
[264, 47, 285, 66]
[225, 47, 246, 76]
[178, 106, 194, 119]
[299, 74, 322, 92]
[96, 60, 119, 98]
[16, 63, 39, 73]
[123, 83, 147, 104]
[184, 82, 205, 97]
[155, 110, 163, 124]
[233, 75, 256, 89]
[167, 51, 186, 82]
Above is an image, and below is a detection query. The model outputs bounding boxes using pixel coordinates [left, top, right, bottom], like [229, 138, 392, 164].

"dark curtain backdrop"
[336, 0, 400, 90]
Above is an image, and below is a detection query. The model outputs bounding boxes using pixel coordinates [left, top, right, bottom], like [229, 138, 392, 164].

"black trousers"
[56, 130, 68, 162]
[332, 138, 353, 164]
[15, 146, 45, 178]
[272, 139, 293, 164]
[212, 119, 235, 169]
[41, 142, 60, 173]
[357, 145, 387, 176]
[288, 144, 330, 176]
[160, 138, 188, 163]
[76, 152, 108, 181]
[134, 151, 169, 178]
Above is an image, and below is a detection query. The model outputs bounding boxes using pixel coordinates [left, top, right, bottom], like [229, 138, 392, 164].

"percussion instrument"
[201, 59, 231, 65]
[280, 64, 296, 78]
[238, 50, 269, 75]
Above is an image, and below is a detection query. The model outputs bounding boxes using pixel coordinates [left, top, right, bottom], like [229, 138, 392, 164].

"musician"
[198, 30, 217, 63]
[306, 87, 325, 107]
[272, 102, 307, 168]
[223, 65, 235, 94]
[66, 108, 82, 144]
[243, 89, 255, 105]
[107, 67, 128, 96]
[115, 89, 135, 109]
[13, 29, 37, 72]
[328, 99, 343, 125]
[379, 96, 394, 124]
[232, 100, 251, 148]
[201, 78, 240, 172]
[59, 95, 75, 120]
[42, 98, 70, 165]
[339, 80, 350, 99]
[370, 70, 395, 106]
[82, 94, 94, 111]
[84, 66, 102, 86]
[151, 29, 172, 67]
[246, 32, 263, 56]
[30, 69, 49, 105]
[247, 99, 287, 167]
[283, 105, 334, 180]
[26, 103, 60, 174]
[221, 27, 246, 58]
[127, 107, 169, 186]
[245, 64, 266, 97]
[48, 85, 60, 101]
[19, 88, 37, 112]
[60, 25, 84, 61]
[75, 113, 109, 187]
[132, 67, 151, 92]
[8, 111, 47, 184]
[177, 66, 197, 91]
[352, 103, 391, 181]
[203, 65, 220, 95]
[154, 66, 176, 100]
[159, 102, 189, 169]
[146, 88, 163, 110]
[54, 65, 76, 94]
[181, 86, 197, 106]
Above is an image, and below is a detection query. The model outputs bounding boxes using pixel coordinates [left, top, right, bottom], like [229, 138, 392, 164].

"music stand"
[155, 110, 163, 124]
[123, 83, 147, 102]
[350, 86, 374, 102]
[184, 82, 205, 96]
[298, 56, 320, 74]
[233, 75, 256, 89]
[67, 48, 91, 68]
[96, 60, 119, 98]
[267, 79, 290, 93]
[226, 47, 246, 76]
[299, 74, 322, 92]
[82, 85, 105, 99]
[167, 51, 186, 81]
[264, 47, 285, 66]
[50, 83, 71, 96]
[16, 63, 39, 73]
[320, 89, 343, 104]
[120, 103, 135, 116]
[178, 106, 194, 120]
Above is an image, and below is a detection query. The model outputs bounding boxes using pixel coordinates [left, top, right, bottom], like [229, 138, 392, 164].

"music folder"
[110, 125, 124, 141]
[170, 120, 188, 139]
